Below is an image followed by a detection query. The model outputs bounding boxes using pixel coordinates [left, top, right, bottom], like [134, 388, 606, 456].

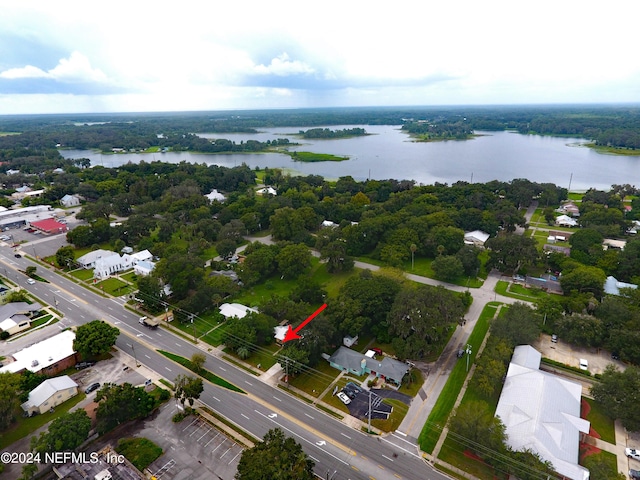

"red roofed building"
[30, 218, 68, 234]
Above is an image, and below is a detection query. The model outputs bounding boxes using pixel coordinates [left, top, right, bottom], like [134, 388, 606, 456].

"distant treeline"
[299, 127, 367, 139]
[1, 105, 640, 150]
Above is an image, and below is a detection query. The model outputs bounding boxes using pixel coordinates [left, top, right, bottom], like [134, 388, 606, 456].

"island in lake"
[285, 151, 349, 162]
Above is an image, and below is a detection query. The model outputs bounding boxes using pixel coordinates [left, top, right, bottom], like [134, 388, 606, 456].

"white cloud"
[0, 51, 106, 83]
[253, 53, 314, 76]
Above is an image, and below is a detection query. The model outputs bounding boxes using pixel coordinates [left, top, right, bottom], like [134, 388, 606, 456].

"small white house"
[130, 249, 153, 264]
[219, 303, 258, 319]
[464, 230, 490, 247]
[21, 375, 78, 415]
[555, 215, 578, 227]
[133, 260, 155, 277]
[205, 189, 226, 203]
[60, 194, 80, 208]
[257, 186, 277, 196]
[93, 254, 133, 280]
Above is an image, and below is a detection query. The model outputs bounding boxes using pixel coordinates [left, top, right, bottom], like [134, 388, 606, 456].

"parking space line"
[220, 447, 232, 459]
[229, 451, 242, 465]
[211, 442, 224, 454]
[204, 433, 220, 447]
[198, 428, 211, 441]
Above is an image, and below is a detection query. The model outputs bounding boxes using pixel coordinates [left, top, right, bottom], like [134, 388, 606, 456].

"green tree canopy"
[491, 302, 541, 347]
[591, 365, 640, 431]
[486, 233, 538, 273]
[174, 375, 204, 407]
[95, 382, 155, 434]
[0, 372, 22, 430]
[30, 410, 91, 454]
[73, 320, 120, 358]
[235, 428, 314, 480]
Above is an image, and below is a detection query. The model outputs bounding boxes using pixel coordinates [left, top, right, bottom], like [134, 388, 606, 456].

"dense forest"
[1, 105, 640, 152]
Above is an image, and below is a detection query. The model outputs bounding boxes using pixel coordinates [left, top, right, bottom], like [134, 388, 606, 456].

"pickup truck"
[139, 316, 160, 329]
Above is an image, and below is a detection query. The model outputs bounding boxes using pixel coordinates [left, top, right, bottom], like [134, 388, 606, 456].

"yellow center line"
[248, 392, 357, 457]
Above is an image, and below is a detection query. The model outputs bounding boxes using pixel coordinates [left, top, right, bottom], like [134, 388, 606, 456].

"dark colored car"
[629, 469, 640, 480]
[346, 381, 363, 393]
[612, 352, 620, 360]
[14, 253, 21, 258]
[457, 349, 465, 358]
[85, 382, 100, 394]
[75, 362, 95, 370]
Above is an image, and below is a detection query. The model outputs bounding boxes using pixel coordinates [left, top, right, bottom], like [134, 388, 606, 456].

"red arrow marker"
[282, 303, 327, 343]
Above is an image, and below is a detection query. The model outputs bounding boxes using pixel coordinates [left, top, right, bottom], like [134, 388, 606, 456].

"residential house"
[0, 302, 42, 336]
[133, 260, 155, 277]
[60, 194, 81, 207]
[130, 249, 153, 264]
[21, 375, 78, 415]
[463, 230, 490, 247]
[0, 330, 77, 375]
[205, 189, 226, 203]
[604, 276, 638, 296]
[555, 214, 578, 227]
[557, 202, 580, 217]
[495, 345, 590, 480]
[327, 346, 409, 386]
[603, 238, 626, 251]
[219, 303, 258, 319]
[256, 186, 277, 196]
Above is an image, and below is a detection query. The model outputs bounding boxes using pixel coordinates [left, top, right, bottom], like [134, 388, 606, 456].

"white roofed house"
[555, 214, 578, 227]
[219, 303, 258, 319]
[133, 260, 156, 277]
[0, 302, 42, 337]
[205, 189, 226, 203]
[21, 375, 78, 415]
[130, 249, 153, 264]
[463, 230, 490, 247]
[60, 194, 81, 207]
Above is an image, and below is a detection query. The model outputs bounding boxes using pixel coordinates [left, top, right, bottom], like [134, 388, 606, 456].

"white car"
[27, 278, 36, 284]
[337, 392, 351, 405]
[626, 448, 640, 460]
[579, 359, 588, 371]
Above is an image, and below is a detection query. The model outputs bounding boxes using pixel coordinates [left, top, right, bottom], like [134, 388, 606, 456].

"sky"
[1, 0, 639, 115]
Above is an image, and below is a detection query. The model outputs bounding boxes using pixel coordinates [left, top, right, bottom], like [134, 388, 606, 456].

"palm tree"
[237, 345, 250, 360]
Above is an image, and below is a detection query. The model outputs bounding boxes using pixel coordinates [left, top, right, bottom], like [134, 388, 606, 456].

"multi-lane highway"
[2, 250, 446, 480]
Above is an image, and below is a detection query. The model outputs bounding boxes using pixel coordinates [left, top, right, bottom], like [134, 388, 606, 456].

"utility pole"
[131, 344, 140, 367]
[466, 344, 472, 372]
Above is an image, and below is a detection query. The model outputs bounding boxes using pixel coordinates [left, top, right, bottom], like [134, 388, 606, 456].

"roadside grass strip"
[157, 350, 245, 394]
[418, 303, 496, 453]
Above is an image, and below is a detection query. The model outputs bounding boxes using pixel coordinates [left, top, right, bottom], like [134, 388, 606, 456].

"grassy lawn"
[398, 368, 425, 398]
[288, 361, 341, 398]
[95, 277, 134, 296]
[120, 271, 138, 283]
[157, 350, 245, 393]
[224, 342, 282, 371]
[70, 268, 94, 281]
[438, 440, 508, 480]
[371, 398, 410, 432]
[583, 397, 616, 444]
[495, 280, 550, 303]
[0, 393, 86, 449]
[418, 303, 497, 453]
[116, 437, 163, 471]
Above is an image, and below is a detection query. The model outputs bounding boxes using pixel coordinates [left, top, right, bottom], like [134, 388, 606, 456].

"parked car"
[457, 349, 465, 358]
[75, 361, 95, 370]
[337, 392, 351, 405]
[626, 448, 640, 460]
[85, 382, 100, 394]
[629, 469, 640, 480]
[612, 352, 620, 360]
[372, 347, 383, 356]
[551, 334, 558, 343]
[579, 359, 589, 371]
[14, 253, 21, 258]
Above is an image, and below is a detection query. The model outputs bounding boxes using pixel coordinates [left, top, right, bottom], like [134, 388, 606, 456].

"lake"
[60, 125, 640, 191]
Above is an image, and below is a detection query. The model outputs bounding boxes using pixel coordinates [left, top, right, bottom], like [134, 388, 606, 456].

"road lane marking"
[219, 367, 226, 371]
[241, 413, 250, 420]
[144, 354, 151, 359]
[212, 396, 220, 402]
[165, 367, 172, 372]
[254, 410, 348, 465]
[341, 433, 351, 439]
[304, 413, 314, 419]
[273, 396, 282, 402]
[381, 454, 394, 462]
[245, 381, 253, 386]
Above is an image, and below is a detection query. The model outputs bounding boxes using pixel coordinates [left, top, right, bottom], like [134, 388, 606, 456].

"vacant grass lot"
[288, 361, 342, 398]
[96, 277, 134, 296]
[495, 280, 550, 303]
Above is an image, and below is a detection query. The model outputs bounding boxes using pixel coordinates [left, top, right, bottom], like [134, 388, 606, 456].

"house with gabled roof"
[327, 346, 409, 386]
[21, 375, 78, 415]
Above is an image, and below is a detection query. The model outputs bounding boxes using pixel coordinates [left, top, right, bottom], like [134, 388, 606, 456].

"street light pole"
[466, 344, 472, 372]
[131, 344, 140, 367]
